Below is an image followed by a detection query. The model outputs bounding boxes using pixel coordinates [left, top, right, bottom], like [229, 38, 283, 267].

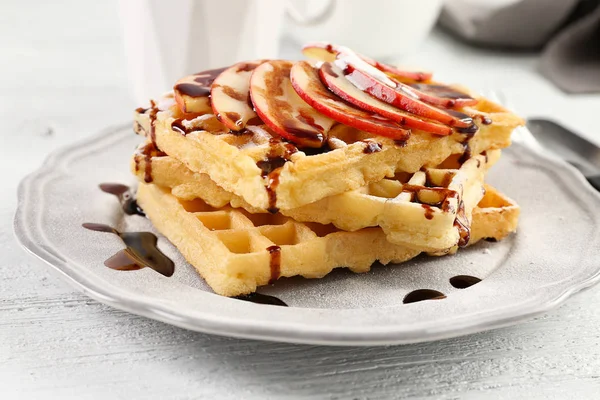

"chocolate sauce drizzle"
[256, 140, 297, 213]
[421, 204, 434, 220]
[453, 198, 471, 247]
[171, 118, 193, 136]
[475, 115, 493, 125]
[148, 101, 158, 146]
[82, 223, 174, 277]
[409, 83, 474, 108]
[257, 156, 287, 176]
[267, 245, 281, 284]
[133, 142, 166, 183]
[174, 67, 228, 98]
[99, 183, 145, 216]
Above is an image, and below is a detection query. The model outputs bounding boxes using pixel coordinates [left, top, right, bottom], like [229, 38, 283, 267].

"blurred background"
[1, 0, 599, 169]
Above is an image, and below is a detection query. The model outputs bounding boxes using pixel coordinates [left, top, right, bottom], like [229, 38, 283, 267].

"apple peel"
[290, 61, 411, 141]
[249, 60, 335, 148]
[211, 60, 265, 131]
[319, 62, 452, 136]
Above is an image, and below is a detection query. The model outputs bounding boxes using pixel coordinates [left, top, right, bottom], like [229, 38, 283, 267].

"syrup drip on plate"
[403, 289, 446, 304]
[99, 183, 145, 216]
[93, 178, 289, 305]
[82, 223, 175, 277]
[235, 293, 288, 306]
[449, 275, 482, 289]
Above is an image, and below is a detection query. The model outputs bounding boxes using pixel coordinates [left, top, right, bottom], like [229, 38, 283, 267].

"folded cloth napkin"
[540, 3, 600, 93]
[440, 0, 600, 93]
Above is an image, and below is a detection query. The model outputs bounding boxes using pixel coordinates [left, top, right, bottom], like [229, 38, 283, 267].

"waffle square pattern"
[137, 182, 519, 296]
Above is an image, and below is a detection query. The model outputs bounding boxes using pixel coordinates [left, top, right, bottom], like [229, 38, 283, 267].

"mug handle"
[285, 0, 336, 26]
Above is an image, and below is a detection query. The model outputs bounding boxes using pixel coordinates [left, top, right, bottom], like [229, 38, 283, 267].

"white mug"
[285, 0, 443, 60]
[119, 0, 335, 104]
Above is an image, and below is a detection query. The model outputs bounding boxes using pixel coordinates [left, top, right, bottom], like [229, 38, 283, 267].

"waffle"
[471, 184, 520, 242]
[136, 182, 519, 297]
[133, 142, 500, 251]
[133, 93, 523, 211]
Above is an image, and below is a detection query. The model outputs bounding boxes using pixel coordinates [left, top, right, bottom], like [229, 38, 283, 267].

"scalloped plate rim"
[13, 122, 600, 346]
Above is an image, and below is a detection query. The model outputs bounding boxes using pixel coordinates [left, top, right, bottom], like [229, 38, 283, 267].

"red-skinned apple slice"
[290, 61, 411, 141]
[302, 42, 433, 82]
[173, 67, 227, 114]
[334, 52, 474, 128]
[303, 42, 477, 108]
[402, 83, 477, 108]
[249, 60, 336, 148]
[211, 60, 266, 131]
[319, 62, 452, 136]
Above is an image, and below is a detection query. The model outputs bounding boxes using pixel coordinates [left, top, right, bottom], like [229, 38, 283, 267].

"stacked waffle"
[131, 43, 524, 297]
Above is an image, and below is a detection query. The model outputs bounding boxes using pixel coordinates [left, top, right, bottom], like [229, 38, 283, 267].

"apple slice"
[173, 67, 228, 114]
[211, 60, 266, 131]
[319, 62, 452, 136]
[403, 83, 478, 108]
[249, 60, 336, 147]
[303, 43, 476, 108]
[302, 42, 433, 82]
[334, 53, 474, 129]
[290, 61, 410, 141]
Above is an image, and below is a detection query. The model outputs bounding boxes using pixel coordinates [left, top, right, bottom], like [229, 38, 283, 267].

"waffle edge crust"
[133, 94, 523, 211]
[136, 182, 519, 297]
[132, 145, 501, 251]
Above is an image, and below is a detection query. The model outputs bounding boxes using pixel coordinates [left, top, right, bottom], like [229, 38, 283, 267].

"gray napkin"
[540, 4, 600, 93]
[440, 0, 600, 93]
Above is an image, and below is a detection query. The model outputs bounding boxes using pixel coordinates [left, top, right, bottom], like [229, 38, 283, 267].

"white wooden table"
[3, 1, 600, 399]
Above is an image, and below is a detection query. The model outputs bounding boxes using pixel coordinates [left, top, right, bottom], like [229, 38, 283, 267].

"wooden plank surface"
[2, 1, 600, 399]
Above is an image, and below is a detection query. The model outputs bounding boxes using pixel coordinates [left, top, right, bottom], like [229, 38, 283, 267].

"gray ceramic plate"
[14, 124, 600, 346]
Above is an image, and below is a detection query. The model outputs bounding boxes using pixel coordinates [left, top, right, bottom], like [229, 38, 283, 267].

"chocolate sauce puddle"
[99, 183, 145, 216]
[403, 289, 446, 304]
[82, 223, 174, 277]
[235, 293, 288, 306]
[93, 181, 290, 304]
[450, 275, 482, 289]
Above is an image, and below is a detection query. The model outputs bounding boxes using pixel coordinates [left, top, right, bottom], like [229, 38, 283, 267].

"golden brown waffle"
[471, 184, 520, 242]
[133, 143, 500, 251]
[133, 93, 523, 212]
[136, 182, 519, 297]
